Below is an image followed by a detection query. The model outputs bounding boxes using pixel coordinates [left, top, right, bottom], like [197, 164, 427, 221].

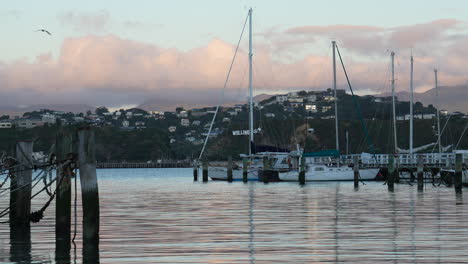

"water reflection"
[0, 168, 467, 263]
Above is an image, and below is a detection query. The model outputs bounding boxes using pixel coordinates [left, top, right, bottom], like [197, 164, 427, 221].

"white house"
[41, 113, 56, 124]
[192, 120, 201, 126]
[0, 122, 12, 128]
[276, 95, 288, 103]
[181, 119, 190, 127]
[305, 104, 317, 113]
[222, 117, 231, 123]
[122, 120, 130, 128]
[168, 126, 177, 133]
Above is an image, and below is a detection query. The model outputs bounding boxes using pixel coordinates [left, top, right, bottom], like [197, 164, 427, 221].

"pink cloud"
[0, 22, 467, 108]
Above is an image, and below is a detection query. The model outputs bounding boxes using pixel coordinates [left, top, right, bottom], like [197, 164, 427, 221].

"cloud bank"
[1, 19, 467, 109]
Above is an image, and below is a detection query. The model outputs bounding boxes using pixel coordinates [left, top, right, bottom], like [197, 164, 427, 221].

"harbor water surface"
[1, 168, 467, 263]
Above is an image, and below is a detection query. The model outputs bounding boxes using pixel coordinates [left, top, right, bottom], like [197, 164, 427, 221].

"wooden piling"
[353, 156, 359, 188]
[9, 141, 33, 259]
[242, 157, 248, 183]
[78, 128, 100, 246]
[298, 157, 305, 185]
[454, 153, 463, 194]
[227, 156, 233, 182]
[55, 132, 73, 257]
[388, 155, 395, 192]
[417, 155, 424, 191]
[202, 160, 208, 182]
[193, 161, 198, 181]
[10, 141, 33, 225]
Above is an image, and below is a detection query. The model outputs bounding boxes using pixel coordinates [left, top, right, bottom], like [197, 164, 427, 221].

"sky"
[1, 0, 468, 109]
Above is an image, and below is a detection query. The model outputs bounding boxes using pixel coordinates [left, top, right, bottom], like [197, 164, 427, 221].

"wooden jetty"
[97, 161, 191, 169]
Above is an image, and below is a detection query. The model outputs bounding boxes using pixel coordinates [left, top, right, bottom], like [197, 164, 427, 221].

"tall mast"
[391, 52, 398, 154]
[435, 69, 441, 153]
[248, 8, 254, 156]
[409, 55, 414, 155]
[332, 41, 339, 153]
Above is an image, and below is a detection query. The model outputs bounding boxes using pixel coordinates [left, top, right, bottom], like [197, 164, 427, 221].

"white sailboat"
[279, 41, 379, 182]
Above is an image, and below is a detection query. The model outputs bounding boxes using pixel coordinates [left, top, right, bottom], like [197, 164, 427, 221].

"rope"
[455, 122, 468, 150]
[335, 45, 376, 158]
[198, 10, 250, 162]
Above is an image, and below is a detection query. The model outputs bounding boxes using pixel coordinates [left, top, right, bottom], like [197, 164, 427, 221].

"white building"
[222, 117, 231, 123]
[0, 122, 12, 128]
[122, 120, 130, 128]
[265, 113, 275, 118]
[276, 95, 288, 103]
[41, 113, 56, 124]
[305, 104, 317, 113]
[306, 95, 317, 102]
[177, 111, 188, 118]
[181, 119, 190, 127]
[322, 106, 333, 112]
[288, 97, 304, 103]
[168, 126, 177, 133]
[192, 120, 201, 126]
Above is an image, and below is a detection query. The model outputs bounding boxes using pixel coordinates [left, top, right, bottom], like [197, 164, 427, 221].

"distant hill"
[138, 93, 274, 112]
[0, 104, 94, 116]
[376, 84, 468, 113]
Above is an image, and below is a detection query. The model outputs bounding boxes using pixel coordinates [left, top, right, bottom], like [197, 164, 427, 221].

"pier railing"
[307, 152, 468, 168]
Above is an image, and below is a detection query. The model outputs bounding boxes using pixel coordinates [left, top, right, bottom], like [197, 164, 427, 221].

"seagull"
[36, 29, 52, 35]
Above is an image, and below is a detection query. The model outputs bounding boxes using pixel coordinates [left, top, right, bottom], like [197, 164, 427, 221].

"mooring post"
[455, 153, 463, 194]
[242, 157, 248, 183]
[388, 155, 395, 191]
[353, 155, 359, 188]
[78, 128, 100, 250]
[262, 156, 270, 183]
[55, 132, 73, 259]
[193, 160, 198, 181]
[299, 156, 305, 185]
[417, 155, 424, 191]
[227, 156, 233, 182]
[9, 141, 33, 258]
[202, 160, 208, 182]
[10, 141, 33, 226]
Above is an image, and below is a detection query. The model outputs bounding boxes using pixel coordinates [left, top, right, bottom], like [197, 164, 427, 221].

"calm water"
[1, 168, 467, 263]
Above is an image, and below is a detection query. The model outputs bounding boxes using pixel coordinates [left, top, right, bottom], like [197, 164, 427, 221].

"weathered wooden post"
[202, 160, 208, 182]
[193, 160, 198, 181]
[78, 128, 100, 258]
[55, 132, 73, 260]
[353, 155, 359, 188]
[10, 141, 33, 226]
[262, 156, 270, 183]
[242, 157, 248, 183]
[454, 153, 463, 194]
[388, 155, 395, 192]
[417, 155, 424, 191]
[227, 156, 233, 182]
[298, 157, 305, 185]
[9, 141, 33, 262]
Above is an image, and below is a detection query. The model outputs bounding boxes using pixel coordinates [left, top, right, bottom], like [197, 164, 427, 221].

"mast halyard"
[248, 8, 254, 157]
[391, 51, 398, 154]
[435, 69, 441, 154]
[332, 41, 339, 155]
[410, 55, 414, 155]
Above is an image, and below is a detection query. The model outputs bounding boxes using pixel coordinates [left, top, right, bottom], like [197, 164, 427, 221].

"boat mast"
[391, 51, 398, 154]
[435, 69, 441, 154]
[248, 8, 254, 156]
[332, 41, 339, 154]
[410, 55, 414, 155]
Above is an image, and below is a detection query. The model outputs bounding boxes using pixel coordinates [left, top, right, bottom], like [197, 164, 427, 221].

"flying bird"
[36, 29, 52, 35]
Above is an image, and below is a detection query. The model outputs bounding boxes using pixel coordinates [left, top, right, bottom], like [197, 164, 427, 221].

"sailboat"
[208, 8, 290, 181]
[279, 41, 379, 181]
